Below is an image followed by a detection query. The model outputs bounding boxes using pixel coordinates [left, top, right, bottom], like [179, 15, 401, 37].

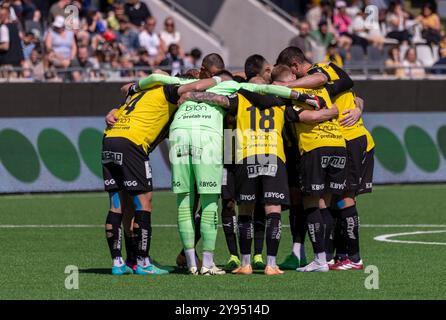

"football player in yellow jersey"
[276, 46, 375, 271]
[178, 74, 336, 275]
[271, 64, 347, 272]
[221, 55, 276, 272]
[101, 73, 219, 276]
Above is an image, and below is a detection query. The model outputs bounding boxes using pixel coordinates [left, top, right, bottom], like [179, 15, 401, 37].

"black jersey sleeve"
[227, 93, 239, 116]
[163, 85, 181, 104]
[284, 105, 304, 122]
[325, 63, 354, 96]
[238, 89, 290, 110]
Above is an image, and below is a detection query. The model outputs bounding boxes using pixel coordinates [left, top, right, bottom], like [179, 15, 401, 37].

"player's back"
[234, 92, 286, 164]
[310, 62, 375, 151]
[170, 80, 241, 136]
[291, 86, 345, 155]
[104, 85, 177, 153]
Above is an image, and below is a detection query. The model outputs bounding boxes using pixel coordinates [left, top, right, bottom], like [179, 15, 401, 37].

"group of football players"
[100, 46, 374, 277]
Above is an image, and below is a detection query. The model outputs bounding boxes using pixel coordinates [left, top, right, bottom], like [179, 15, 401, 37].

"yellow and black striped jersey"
[308, 62, 375, 151]
[104, 85, 180, 154]
[289, 86, 346, 155]
[226, 89, 305, 163]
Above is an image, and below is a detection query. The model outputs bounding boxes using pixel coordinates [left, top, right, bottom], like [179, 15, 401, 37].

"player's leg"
[170, 128, 198, 274]
[253, 202, 266, 270]
[120, 191, 138, 271]
[279, 187, 307, 269]
[193, 131, 225, 275]
[176, 187, 202, 269]
[264, 204, 284, 275]
[233, 203, 255, 275]
[296, 149, 329, 272]
[221, 165, 241, 270]
[231, 158, 258, 275]
[332, 137, 367, 270]
[320, 193, 336, 265]
[102, 137, 133, 275]
[261, 158, 289, 275]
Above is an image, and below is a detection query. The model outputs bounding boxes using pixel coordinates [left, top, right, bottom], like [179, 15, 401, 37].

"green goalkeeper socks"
[200, 194, 219, 252]
[177, 193, 196, 250]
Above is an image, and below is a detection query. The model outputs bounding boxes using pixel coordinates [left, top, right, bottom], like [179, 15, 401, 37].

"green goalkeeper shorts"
[169, 128, 223, 194]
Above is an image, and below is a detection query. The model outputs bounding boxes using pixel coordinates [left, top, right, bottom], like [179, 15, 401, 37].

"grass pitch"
[1, 184, 446, 300]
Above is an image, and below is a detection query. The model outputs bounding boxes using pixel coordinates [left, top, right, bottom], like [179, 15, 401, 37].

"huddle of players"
[100, 46, 375, 276]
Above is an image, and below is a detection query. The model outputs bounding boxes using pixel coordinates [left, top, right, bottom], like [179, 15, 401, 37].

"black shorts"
[235, 155, 290, 205]
[285, 147, 301, 188]
[221, 164, 235, 200]
[345, 135, 374, 194]
[299, 146, 347, 196]
[102, 137, 153, 193]
[358, 148, 374, 195]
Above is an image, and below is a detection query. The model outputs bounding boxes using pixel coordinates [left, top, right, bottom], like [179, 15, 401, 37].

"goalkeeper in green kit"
[136, 68, 323, 275]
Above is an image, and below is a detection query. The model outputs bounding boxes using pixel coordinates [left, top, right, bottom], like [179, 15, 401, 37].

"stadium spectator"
[48, 0, 69, 23]
[44, 15, 76, 68]
[24, 6, 43, 36]
[325, 43, 344, 67]
[184, 47, 202, 69]
[160, 16, 181, 50]
[159, 43, 184, 76]
[431, 35, 446, 74]
[385, 45, 405, 77]
[402, 47, 426, 78]
[386, 1, 411, 44]
[416, 2, 441, 45]
[351, 8, 385, 51]
[26, 47, 44, 81]
[138, 16, 163, 66]
[306, 0, 333, 31]
[0, 4, 24, 73]
[332, 1, 353, 51]
[311, 20, 335, 49]
[124, 0, 151, 27]
[22, 31, 37, 60]
[368, 0, 389, 10]
[0, 6, 10, 53]
[289, 21, 316, 61]
[116, 16, 139, 55]
[134, 47, 151, 77]
[87, 9, 107, 35]
[70, 45, 98, 82]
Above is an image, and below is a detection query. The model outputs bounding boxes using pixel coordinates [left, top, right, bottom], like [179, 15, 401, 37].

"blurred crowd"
[285, 0, 446, 77]
[1, 0, 445, 81]
[0, 0, 202, 81]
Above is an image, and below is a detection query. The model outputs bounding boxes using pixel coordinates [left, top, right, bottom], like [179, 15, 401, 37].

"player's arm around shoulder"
[339, 96, 364, 127]
[177, 91, 231, 109]
[177, 76, 221, 96]
[273, 73, 328, 89]
[286, 104, 339, 124]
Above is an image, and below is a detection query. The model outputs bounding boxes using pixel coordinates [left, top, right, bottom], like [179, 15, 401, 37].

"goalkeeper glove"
[293, 92, 327, 110]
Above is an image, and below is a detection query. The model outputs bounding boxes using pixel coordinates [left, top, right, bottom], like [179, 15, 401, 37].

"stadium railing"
[1, 65, 446, 82]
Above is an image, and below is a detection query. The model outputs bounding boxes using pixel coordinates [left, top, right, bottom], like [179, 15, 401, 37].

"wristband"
[212, 76, 222, 84]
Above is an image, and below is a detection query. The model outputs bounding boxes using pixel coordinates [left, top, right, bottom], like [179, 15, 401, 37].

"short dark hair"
[244, 54, 267, 80]
[214, 69, 233, 79]
[233, 75, 246, 83]
[271, 64, 293, 82]
[190, 48, 202, 60]
[276, 46, 306, 66]
[202, 53, 225, 71]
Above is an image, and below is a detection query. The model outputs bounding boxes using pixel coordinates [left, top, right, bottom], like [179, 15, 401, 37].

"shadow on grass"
[79, 265, 183, 275]
[79, 268, 111, 275]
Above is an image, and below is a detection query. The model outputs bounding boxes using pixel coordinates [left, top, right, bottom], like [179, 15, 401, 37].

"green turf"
[1, 185, 446, 300]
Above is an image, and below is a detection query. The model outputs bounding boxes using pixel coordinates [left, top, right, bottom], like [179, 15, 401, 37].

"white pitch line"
[374, 230, 446, 246]
[1, 224, 446, 229]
